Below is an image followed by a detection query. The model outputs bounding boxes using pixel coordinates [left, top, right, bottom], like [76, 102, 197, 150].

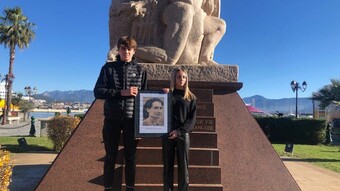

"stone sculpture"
[109, 0, 226, 65]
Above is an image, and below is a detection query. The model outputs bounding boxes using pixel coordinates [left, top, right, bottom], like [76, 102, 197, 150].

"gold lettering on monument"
[194, 118, 215, 132]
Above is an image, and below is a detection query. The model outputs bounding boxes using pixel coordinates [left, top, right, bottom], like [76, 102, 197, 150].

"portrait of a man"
[142, 97, 164, 126]
[135, 91, 170, 137]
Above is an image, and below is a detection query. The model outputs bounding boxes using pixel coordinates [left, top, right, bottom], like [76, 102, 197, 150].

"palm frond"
[312, 79, 340, 109]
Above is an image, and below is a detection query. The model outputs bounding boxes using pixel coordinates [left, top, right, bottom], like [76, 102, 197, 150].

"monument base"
[36, 65, 300, 191]
[141, 63, 238, 82]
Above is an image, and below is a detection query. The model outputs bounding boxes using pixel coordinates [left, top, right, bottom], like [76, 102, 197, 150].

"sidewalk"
[0, 121, 40, 137]
[282, 157, 340, 191]
[9, 153, 57, 191]
[7, 153, 340, 191]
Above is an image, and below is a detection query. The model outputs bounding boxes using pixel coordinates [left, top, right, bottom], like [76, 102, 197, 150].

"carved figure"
[109, 0, 163, 49]
[109, 0, 226, 65]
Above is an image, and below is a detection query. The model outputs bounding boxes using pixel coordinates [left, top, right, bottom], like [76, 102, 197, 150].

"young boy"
[94, 36, 148, 191]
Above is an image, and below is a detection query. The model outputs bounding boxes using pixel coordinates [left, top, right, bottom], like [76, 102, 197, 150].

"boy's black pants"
[102, 118, 137, 189]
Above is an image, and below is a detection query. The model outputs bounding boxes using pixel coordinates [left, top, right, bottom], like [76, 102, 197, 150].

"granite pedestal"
[36, 65, 300, 191]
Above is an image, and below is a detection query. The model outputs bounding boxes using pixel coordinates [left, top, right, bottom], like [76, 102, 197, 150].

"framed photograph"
[135, 90, 172, 137]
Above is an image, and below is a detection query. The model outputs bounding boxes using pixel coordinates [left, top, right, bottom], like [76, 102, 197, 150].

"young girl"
[163, 68, 197, 191]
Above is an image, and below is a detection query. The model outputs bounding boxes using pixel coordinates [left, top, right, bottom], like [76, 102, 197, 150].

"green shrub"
[255, 117, 326, 144]
[47, 115, 80, 151]
[74, 113, 85, 120]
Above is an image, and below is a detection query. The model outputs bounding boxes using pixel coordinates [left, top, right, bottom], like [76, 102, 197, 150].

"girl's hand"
[168, 130, 178, 139]
[163, 88, 170, 94]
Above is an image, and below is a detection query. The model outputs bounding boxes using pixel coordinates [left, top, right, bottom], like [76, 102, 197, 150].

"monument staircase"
[118, 88, 223, 191]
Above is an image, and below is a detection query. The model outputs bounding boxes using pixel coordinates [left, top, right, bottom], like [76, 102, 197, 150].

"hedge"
[255, 117, 326, 145]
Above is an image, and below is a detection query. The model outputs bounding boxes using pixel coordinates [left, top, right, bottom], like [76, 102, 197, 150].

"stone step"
[122, 183, 223, 191]
[118, 147, 219, 166]
[123, 165, 221, 184]
[135, 131, 217, 148]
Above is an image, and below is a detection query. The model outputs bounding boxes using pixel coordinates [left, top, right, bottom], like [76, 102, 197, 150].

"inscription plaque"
[194, 117, 215, 132]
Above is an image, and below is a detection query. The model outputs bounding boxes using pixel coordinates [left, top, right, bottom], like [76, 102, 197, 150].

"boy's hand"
[121, 86, 138, 96]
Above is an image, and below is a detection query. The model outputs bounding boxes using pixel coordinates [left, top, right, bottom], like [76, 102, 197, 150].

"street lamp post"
[24, 86, 37, 123]
[24, 86, 38, 101]
[290, 80, 307, 118]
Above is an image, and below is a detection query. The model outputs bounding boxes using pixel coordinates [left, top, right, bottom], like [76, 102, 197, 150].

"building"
[0, 81, 5, 100]
[0, 81, 16, 100]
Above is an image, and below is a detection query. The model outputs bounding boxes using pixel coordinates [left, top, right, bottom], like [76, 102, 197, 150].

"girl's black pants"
[162, 133, 190, 191]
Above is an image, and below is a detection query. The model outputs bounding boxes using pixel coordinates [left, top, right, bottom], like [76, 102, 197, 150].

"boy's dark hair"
[117, 36, 137, 50]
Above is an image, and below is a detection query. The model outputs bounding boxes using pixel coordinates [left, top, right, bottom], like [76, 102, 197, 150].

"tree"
[312, 79, 340, 109]
[11, 92, 23, 109]
[0, 7, 35, 124]
[18, 99, 35, 121]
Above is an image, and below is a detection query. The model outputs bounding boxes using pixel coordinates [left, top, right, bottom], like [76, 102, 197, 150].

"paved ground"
[282, 157, 340, 191]
[9, 153, 56, 191]
[6, 153, 340, 191]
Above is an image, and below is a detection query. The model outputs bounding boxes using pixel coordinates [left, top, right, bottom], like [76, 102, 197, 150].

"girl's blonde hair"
[170, 68, 196, 101]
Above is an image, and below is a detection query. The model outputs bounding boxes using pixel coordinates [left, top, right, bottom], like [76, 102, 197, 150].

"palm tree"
[19, 99, 35, 121]
[11, 92, 23, 109]
[0, 7, 35, 124]
[312, 79, 340, 109]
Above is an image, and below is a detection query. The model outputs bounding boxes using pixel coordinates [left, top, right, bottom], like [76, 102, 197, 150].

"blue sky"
[0, 0, 339, 99]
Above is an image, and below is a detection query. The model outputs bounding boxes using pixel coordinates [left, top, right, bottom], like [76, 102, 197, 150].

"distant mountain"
[33, 90, 94, 103]
[242, 95, 315, 114]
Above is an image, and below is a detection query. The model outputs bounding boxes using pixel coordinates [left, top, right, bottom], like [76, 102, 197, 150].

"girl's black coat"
[171, 89, 197, 135]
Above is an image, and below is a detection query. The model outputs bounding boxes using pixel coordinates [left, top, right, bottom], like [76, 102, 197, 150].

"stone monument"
[109, 0, 226, 66]
[36, 1, 301, 190]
